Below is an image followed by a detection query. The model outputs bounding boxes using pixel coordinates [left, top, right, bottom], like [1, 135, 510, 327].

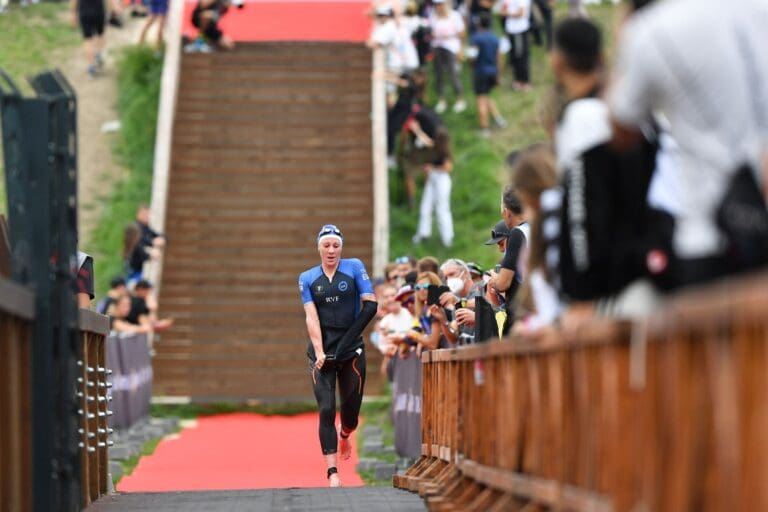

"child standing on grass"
[412, 127, 454, 248]
[470, 12, 507, 136]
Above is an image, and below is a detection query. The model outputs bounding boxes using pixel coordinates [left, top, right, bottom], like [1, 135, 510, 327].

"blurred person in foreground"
[608, 0, 768, 286]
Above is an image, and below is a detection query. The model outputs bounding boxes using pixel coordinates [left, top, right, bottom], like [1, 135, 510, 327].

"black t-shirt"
[414, 107, 442, 140]
[126, 297, 150, 325]
[128, 246, 150, 274]
[78, 0, 104, 18]
[500, 225, 526, 302]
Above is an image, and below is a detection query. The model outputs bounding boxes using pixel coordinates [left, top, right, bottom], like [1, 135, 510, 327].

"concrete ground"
[86, 487, 426, 512]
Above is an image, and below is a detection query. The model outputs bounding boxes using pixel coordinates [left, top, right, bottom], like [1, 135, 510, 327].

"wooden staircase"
[153, 42, 381, 401]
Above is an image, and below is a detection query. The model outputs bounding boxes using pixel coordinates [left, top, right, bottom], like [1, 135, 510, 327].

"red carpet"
[117, 413, 365, 492]
[182, 0, 371, 42]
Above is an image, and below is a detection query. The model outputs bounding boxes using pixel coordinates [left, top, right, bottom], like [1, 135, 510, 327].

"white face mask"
[446, 277, 464, 295]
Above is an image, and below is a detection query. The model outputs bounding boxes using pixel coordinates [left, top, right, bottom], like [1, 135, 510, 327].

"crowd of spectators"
[368, 0, 768, 461]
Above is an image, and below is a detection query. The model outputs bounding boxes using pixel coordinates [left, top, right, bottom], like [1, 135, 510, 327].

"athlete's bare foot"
[339, 435, 352, 461]
[329, 473, 341, 487]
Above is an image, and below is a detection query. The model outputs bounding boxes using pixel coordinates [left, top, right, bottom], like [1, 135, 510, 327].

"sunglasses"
[414, 283, 430, 290]
[395, 256, 410, 264]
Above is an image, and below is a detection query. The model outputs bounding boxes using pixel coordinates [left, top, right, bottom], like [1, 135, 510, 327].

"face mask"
[446, 277, 464, 295]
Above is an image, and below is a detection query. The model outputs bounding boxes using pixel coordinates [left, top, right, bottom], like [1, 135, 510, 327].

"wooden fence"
[395, 271, 768, 511]
[0, 278, 35, 512]
[0, 273, 112, 511]
[78, 309, 112, 508]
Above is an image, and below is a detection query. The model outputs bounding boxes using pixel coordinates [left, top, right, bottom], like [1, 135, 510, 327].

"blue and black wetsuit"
[299, 258, 376, 455]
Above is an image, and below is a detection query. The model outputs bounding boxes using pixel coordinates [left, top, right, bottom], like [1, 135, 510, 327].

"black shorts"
[79, 13, 105, 39]
[473, 73, 497, 95]
[191, 7, 223, 42]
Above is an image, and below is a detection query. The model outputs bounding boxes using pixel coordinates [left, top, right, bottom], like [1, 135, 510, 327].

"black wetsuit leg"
[338, 353, 366, 436]
[310, 361, 338, 455]
[310, 353, 367, 454]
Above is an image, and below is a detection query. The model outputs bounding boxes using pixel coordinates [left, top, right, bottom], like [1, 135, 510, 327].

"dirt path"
[62, 15, 156, 244]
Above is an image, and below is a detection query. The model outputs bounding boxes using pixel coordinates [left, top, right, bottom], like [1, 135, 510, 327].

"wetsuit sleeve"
[299, 272, 313, 305]
[334, 300, 378, 357]
[352, 259, 375, 297]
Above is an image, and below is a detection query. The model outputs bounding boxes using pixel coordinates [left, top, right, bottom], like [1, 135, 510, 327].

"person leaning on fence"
[607, 0, 768, 287]
[377, 283, 415, 377]
[298, 224, 378, 487]
[509, 145, 561, 335]
[437, 258, 482, 345]
[107, 294, 152, 334]
[127, 279, 174, 332]
[97, 276, 127, 315]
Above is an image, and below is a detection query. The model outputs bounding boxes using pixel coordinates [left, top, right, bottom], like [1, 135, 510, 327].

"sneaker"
[452, 99, 466, 113]
[435, 99, 447, 114]
[95, 52, 104, 69]
[184, 39, 212, 54]
[87, 65, 98, 78]
[493, 116, 508, 129]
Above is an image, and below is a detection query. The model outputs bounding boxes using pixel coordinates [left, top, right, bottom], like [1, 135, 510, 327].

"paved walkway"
[87, 487, 426, 511]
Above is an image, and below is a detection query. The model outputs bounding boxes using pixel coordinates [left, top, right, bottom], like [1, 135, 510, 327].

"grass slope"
[0, 3, 81, 215]
[388, 3, 618, 271]
[83, 47, 162, 297]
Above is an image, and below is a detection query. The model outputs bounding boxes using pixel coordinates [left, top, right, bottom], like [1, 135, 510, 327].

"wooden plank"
[0, 278, 35, 320]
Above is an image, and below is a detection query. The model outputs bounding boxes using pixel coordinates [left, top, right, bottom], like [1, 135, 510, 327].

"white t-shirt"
[502, 0, 530, 34]
[608, 0, 768, 258]
[378, 308, 414, 354]
[429, 10, 465, 55]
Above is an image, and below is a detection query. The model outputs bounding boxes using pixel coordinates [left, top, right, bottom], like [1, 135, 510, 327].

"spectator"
[123, 223, 158, 285]
[550, 17, 659, 317]
[509, 146, 560, 333]
[403, 271, 446, 352]
[467, 0, 493, 34]
[412, 127, 454, 247]
[388, 70, 427, 162]
[97, 276, 126, 315]
[429, 0, 466, 114]
[136, 205, 166, 251]
[70, 0, 107, 77]
[188, 0, 241, 52]
[417, 255, 440, 275]
[608, 0, 768, 285]
[438, 258, 482, 345]
[378, 283, 415, 363]
[500, 0, 531, 91]
[127, 279, 174, 331]
[529, 0, 553, 50]
[368, 5, 419, 82]
[393, 255, 416, 287]
[487, 186, 529, 316]
[469, 12, 507, 137]
[400, 102, 444, 208]
[138, 0, 168, 48]
[107, 294, 151, 334]
[467, 262, 484, 283]
[384, 262, 399, 285]
[75, 251, 95, 309]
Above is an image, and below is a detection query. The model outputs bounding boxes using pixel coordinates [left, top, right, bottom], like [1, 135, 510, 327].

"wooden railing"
[78, 309, 111, 508]
[0, 278, 35, 512]
[395, 271, 768, 511]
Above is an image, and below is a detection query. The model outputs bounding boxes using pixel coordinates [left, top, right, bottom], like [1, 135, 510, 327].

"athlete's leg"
[310, 362, 341, 485]
[337, 354, 366, 460]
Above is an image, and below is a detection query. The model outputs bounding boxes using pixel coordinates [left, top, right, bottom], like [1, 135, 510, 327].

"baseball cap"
[394, 284, 414, 302]
[317, 224, 343, 244]
[467, 262, 483, 277]
[484, 220, 510, 245]
[135, 279, 153, 290]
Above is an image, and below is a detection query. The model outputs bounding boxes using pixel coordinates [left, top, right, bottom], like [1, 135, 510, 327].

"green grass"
[388, 3, 619, 271]
[0, 3, 81, 216]
[114, 428, 180, 486]
[82, 47, 163, 297]
[150, 401, 319, 419]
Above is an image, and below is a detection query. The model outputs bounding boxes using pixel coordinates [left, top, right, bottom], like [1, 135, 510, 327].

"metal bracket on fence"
[629, 320, 648, 390]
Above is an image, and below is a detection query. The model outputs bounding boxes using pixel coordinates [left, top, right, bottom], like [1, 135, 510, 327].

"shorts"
[79, 13, 105, 39]
[191, 8, 223, 42]
[149, 0, 168, 15]
[402, 145, 439, 178]
[473, 73, 498, 96]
